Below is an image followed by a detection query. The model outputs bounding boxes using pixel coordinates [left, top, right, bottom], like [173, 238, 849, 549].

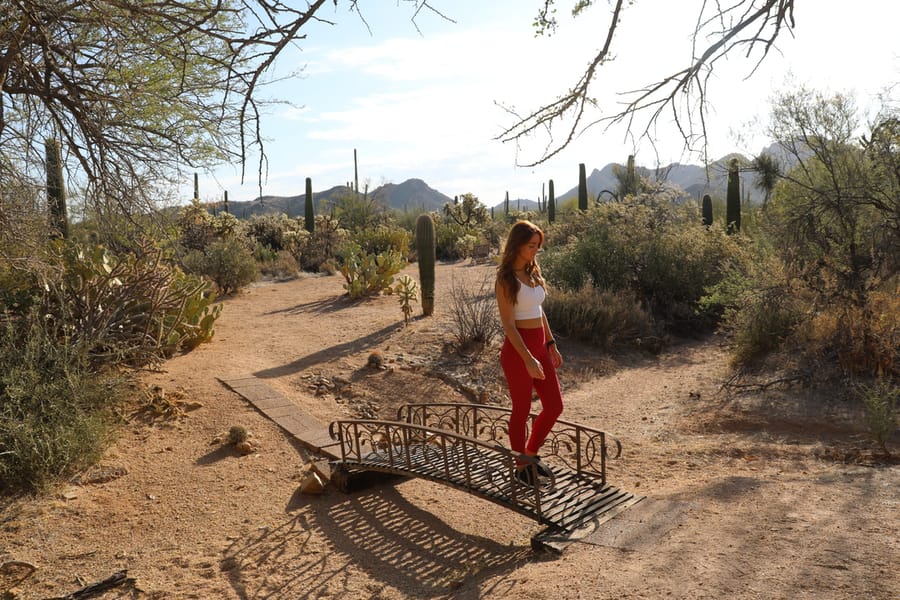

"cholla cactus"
[395, 275, 418, 324]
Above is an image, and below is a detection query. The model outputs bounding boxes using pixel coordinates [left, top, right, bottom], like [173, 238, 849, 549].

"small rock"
[299, 471, 326, 495]
[235, 441, 255, 455]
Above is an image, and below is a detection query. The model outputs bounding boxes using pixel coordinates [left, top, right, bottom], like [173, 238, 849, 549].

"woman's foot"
[520, 453, 552, 478]
[532, 456, 552, 478]
[515, 465, 537, 486]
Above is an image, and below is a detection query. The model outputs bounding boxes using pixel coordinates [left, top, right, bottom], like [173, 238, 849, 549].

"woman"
[495, 220, 563, 485]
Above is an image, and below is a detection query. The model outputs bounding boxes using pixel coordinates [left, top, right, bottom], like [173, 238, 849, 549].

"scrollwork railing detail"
[396, 403, 622, 484]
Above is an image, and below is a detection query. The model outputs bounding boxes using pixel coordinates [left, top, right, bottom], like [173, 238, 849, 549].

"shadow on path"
[253, 322, 400, 379]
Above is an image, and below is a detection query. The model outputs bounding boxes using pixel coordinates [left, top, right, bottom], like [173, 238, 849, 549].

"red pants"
[500, 327, 563, 455]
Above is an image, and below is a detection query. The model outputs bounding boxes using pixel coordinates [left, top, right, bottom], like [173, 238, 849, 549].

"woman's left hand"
[549, 344, 563, 368]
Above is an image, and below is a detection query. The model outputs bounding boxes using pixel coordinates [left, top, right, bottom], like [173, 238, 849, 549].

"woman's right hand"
[526, 355, 545, 380]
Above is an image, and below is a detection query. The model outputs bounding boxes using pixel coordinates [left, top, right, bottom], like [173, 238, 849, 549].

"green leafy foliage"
[856, 379, 899, 455]
[295, 215, 349, 272]
[542, 193, 740, 334]
[245, 213, 304, 253]
[442, 193, 489, 231]
[177, 201, 244, 252]
[354, 223, 411, 257]
[183, 237, 259, 296]
[543, 285, 659, 352]
[749, 88, 899, 377]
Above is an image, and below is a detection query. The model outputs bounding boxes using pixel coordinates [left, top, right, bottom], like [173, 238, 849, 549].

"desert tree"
[0, 0, 448, 239]
[2, 0, 836, 232]
[765, 87, 899, 311]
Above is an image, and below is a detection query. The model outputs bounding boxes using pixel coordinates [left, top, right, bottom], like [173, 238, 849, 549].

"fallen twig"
[46, 569, 134, 600]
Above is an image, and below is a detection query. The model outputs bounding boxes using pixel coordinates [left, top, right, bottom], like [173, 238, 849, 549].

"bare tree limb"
[497, 0, 797, 167]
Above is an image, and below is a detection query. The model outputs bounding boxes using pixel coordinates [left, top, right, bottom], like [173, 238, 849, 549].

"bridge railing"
[328, 418, 553, 520]
[396, 403, 621, 485]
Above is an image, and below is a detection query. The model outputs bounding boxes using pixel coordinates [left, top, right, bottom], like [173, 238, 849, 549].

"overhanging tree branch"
[497, 0, 797, 167]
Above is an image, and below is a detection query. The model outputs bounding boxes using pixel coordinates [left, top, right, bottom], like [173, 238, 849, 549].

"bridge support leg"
[329, 464, 408, 493]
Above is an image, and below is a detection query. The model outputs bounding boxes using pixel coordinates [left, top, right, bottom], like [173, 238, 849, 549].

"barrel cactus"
[415, 214, 436, 316]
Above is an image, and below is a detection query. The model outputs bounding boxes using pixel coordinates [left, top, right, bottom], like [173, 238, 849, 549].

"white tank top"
[514, 283, 545, 320]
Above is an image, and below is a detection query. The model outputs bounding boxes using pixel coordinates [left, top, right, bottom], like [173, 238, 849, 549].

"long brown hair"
[496, 220, 546, 303]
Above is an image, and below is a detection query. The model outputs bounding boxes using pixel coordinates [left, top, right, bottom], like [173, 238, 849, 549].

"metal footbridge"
[328, 403, 642, 535]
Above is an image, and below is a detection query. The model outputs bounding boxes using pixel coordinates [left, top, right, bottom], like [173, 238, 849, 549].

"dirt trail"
[1, 261, 897, 599]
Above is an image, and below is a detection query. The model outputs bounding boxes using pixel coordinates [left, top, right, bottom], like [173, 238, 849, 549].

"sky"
[194, 0, 899, 206]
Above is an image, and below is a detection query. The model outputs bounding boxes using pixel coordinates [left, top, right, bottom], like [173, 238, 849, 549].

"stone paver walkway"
[218, 376, 340, 459]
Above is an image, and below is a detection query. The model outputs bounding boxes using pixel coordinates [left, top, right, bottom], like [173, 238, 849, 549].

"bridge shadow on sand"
[221, 484, 532, 599]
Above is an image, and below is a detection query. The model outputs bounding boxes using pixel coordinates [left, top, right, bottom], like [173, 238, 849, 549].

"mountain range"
[213, 148, 784, 219]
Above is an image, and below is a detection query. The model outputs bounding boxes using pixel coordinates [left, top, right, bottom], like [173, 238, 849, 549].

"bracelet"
[546, 339, 556, 349]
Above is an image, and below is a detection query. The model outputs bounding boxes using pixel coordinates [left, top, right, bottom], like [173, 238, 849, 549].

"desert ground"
[1, 260, 897, 599]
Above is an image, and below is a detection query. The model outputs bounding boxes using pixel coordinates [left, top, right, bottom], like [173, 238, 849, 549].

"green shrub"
[725, 285, 803, 367]
[246, 214, 303, 253]
[542, 197, 740, 334]
[183, 237, 259, 295]
[0, 309, 122, 493]
[295, 215, 348, 272]
[434, 219, 468, 260]
[257, 249, 300, 280]
[543, 285, 659, 352]
[353, 223, 411, 257]
[856, 378, 898, 455]
[176, 201, 219, 251]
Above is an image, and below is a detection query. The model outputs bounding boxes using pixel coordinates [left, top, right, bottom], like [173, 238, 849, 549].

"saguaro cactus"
[702, 194, 713, 228]
[304, 177, 315, 233]
[45, 138, 68, 239]
[415, 214, 436, 316]
[353, 148, 359, 197]
[504, 191, 509, 216]
[726, 158, 741, 234]
[548, 179, 556, 223]
[578, 163, 588, 211]
[625, 154, 637, 197]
